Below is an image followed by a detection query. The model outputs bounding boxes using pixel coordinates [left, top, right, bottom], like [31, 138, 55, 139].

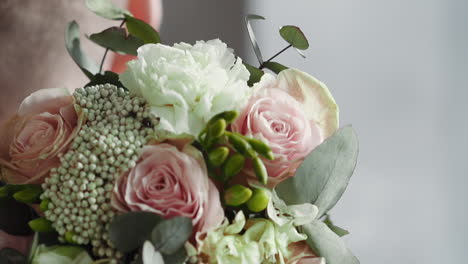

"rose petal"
[18, 88, 72, 117]
[276, 69, 339, 139]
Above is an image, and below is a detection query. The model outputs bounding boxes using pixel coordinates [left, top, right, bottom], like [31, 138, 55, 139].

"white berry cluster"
[41, 84, 157, 258]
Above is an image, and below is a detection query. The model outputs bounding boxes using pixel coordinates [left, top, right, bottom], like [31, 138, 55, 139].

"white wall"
[244, 0, 468, 263]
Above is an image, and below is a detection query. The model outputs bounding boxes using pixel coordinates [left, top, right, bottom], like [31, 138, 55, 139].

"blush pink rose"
[231, 69, 339, 186]
[112, 143, 224, 234]
[0, 88, 84, 184]
[0, 230, 32, 255]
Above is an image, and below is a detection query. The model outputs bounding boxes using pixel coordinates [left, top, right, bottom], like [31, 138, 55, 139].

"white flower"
[142, 241, 165, 264]
[120, 39, 251, 137]
[195, 211, 308, 264]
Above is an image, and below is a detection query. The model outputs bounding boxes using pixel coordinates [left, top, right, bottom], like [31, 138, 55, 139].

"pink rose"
[232, 69, 339, 186]
[0, 88, 84, 184]
[0, 230, 32, 255]
[112, 143, 224, 234]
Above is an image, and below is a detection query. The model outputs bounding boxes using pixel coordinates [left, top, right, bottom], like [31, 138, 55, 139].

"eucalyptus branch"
[99, 19, 126, 73]
[259, 44, 292, 69]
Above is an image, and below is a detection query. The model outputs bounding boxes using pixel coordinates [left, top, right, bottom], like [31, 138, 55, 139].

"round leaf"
[262, 61, 289, 74]
[275, 126, 358, 218]
[85, 0, 131, 20]
[108, 212, 162, 253]
[125, 15, 161, 44]
[245, 14, 266, 65]
[279, 25, 309, 50]
[88, 27, 144, 56]
[244, 63, 264, 86]
[65, 21, 99, 80]
[301, 221, 359, 264]
[151, 217, 192, 255]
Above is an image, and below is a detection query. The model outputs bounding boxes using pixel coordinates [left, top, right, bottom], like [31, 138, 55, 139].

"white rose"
[120, 39, 251, 137]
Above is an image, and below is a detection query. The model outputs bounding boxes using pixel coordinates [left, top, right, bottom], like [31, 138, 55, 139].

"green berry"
[246, 188, 270, 212]
[224, 185, 253, 206]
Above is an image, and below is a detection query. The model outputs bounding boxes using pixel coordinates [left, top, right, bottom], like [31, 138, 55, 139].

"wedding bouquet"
[0, 1, 360, 264]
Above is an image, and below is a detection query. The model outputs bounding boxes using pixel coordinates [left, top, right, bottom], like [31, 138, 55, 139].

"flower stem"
[259, 44, 292, 69]
[99, 19, 126, 73]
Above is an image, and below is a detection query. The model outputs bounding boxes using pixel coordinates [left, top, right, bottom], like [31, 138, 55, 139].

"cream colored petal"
[18, 88, 72, 117]
[276, 69, 339, 139]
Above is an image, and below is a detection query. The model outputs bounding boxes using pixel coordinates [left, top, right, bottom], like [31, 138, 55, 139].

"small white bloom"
[120, 39, 251, 137]
[267, 190, 319, 226]
[142, 241, 165, 264]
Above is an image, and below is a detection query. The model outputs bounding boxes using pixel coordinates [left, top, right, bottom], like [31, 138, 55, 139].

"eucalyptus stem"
[99, 19, 126, 73]
[259, 44, 292, 69]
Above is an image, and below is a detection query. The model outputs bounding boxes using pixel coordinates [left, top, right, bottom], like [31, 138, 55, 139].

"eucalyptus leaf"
[279, 25, 309, 50]
[150, 216, 192, 255]
[324, 215, 350, 237]
[108, 212, 162, 253]
[0, 248, 26, 264]
[0, 198, 36, 235]
[301, 221, 359, 264]
[88, 27, 144, 56]
[65, 21, 99, 79]
[275, 126, 359, 218]
[85, 71, 124, 88]
[85, 0, 131, 20]
[262, 61, 288, 74]
[245, 14, 266, 65]
[244, 62, 264, 86]
[125, 15, 161, 44]
[162, 247, 187, 264]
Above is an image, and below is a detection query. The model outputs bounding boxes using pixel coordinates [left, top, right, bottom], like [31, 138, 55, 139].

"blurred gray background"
[163, 0, 468, 263]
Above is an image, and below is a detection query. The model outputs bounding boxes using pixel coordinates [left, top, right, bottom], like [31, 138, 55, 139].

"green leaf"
[88, 27, 144, 56]
[13, 185, 42, 204]
[244, 63, 264, 86]
[279, 25, 310, 50]
[85, 0, 131, 20]
[108, 212, 162, 253]
[125, 15, 161, 44]
[262, 61, 289, 74]
[151, 216, 192, 255]
[323, 215, 350, 237]
[85, 71, 125, 88]
[301, 221, 359, 264]
[276, 126, 359, 218]
[244, 14, 266, 65]
[65, 21, 99, 80]
[162, 247, 187, 264]
[0, 198, 36, 235]
[0, 248, 26, 264]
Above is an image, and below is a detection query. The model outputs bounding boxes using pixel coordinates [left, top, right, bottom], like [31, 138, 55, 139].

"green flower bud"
[208, 111, 239, 126]
[208, 119, 227, 139]
[224, 185, 253, 206]
[247, 138, 275, 160]
[13, 185, 43, 204]
[205, 119, 227, 147]
[65, 231, 76, 244]
[208, 147, 230, 167]
[221, 153, 245, 182]
[252, 157, 268, 185]
[246, 188, 270, 212]
[29, 217, 54, 233]
[227, 133, 256, 158]
[40, 199, 50, 212]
